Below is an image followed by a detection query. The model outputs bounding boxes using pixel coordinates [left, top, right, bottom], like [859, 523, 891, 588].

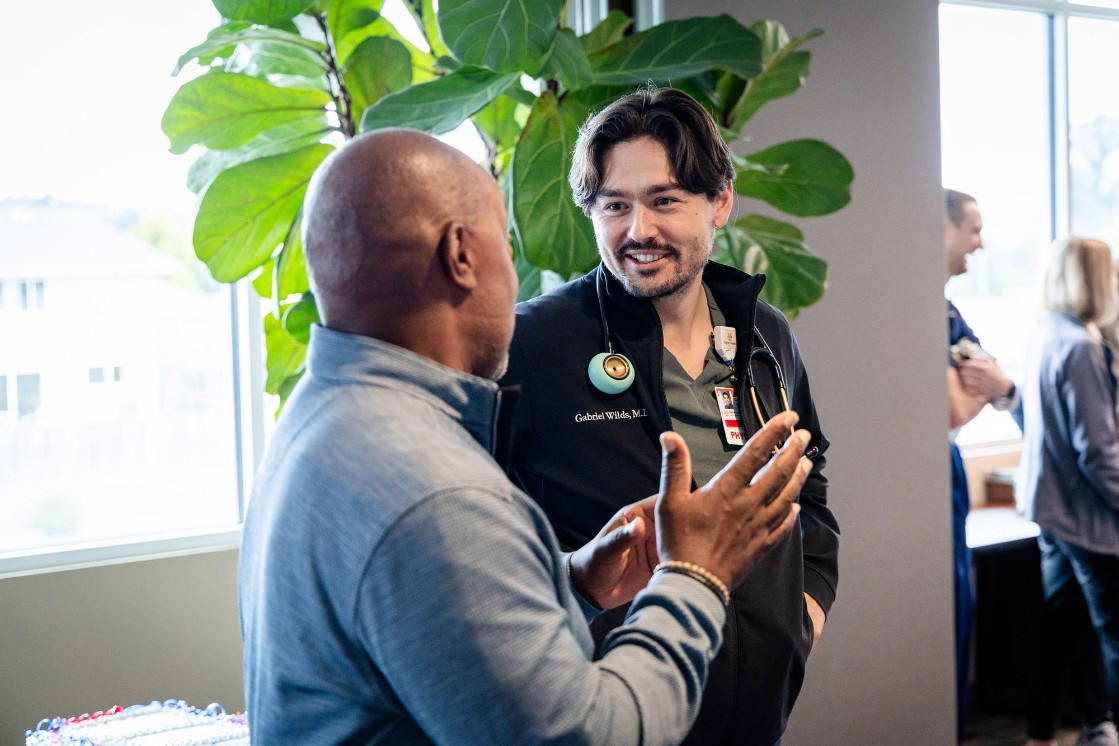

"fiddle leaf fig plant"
[163, 0, 854, 406]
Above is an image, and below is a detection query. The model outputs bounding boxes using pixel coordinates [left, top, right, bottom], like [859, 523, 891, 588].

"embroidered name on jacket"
[574, 409, 649, 422]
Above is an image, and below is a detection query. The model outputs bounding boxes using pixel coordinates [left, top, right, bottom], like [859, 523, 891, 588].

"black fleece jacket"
[500, 262, 839, 746]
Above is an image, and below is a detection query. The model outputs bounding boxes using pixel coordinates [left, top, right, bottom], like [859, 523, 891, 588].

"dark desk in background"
[967, 507, 1042, 713]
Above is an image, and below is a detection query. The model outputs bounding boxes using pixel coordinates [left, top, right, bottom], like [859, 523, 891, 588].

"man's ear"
[713, 185, 734, 229]
[438, 222, 477, 291]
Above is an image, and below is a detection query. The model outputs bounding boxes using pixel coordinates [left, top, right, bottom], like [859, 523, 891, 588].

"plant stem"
[317, 14, 355, 139]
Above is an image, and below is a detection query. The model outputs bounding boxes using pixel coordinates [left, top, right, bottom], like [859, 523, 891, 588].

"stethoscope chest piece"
[588, 351, 634, 394]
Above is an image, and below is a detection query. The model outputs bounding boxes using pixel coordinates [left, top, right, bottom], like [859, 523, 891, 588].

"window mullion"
[946, 0, 1119, 23]
[1050, 11, 1071, 240]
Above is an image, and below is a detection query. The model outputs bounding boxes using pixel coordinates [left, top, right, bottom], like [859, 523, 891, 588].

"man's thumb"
[658, 431, 692, 500]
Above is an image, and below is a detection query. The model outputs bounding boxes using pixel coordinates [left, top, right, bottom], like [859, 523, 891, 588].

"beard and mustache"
[609, 238, 710, 300]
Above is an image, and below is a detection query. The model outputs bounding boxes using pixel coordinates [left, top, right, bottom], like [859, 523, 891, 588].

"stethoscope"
[587, 268, 794, 439]
[587, 268, 636, 394]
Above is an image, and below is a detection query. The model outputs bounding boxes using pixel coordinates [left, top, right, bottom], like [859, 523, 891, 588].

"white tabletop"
[966, 507, 1040, 554]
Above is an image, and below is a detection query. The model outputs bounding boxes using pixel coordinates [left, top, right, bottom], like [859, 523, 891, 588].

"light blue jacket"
[240, 325, 727, 745]
[1017, 311, 1119, 554]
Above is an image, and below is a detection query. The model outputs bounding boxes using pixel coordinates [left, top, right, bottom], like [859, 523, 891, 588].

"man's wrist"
[991, 382, 1017, 411]
[565, 552, 603, 611]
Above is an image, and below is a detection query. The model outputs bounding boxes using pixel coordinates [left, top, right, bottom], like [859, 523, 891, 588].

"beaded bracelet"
[654, 560, 731, 607]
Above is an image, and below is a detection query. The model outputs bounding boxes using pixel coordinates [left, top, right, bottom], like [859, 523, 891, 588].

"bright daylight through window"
[940, 1, 1119, 446]
[0, 2, 245, 561]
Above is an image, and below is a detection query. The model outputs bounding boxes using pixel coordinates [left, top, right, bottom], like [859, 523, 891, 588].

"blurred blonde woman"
[1018, 237, 1119, 746]
[1102, 261, 1119, 380]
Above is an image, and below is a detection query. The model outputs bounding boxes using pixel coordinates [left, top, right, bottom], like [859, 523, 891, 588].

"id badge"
[713, 326, 736, 364]
[715, 386, 745, 447]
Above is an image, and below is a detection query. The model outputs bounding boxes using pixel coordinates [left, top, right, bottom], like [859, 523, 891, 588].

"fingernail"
[660, 433, 674, 453]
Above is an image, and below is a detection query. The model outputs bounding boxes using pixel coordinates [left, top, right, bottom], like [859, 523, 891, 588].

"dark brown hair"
[945, 188, 977, 226]
[568, 87, 735, 212]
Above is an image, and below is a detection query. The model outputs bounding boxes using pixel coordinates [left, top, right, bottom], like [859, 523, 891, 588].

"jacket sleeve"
[358, 488, 727, 746]
[1062, 339, 1119, 512]
[785, 324, 840, 615]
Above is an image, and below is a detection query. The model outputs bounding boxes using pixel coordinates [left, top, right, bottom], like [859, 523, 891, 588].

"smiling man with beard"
[501, 87, 840, 745]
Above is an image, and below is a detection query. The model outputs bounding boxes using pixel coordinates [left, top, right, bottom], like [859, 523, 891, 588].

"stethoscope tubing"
[592, 265, 794, 437]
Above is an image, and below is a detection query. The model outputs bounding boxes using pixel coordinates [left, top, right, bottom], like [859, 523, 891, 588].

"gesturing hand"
[656, 410, 809, 591]
[957, 358, 1013, 402]
[568, 496, 659, 610]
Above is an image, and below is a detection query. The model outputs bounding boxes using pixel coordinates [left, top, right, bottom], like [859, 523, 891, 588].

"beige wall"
[665, 1, 958, 742]
[0, 550, 243, 738]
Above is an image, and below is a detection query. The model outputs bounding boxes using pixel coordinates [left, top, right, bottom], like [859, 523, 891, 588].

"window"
[16, 374, 41, 418]
[0, 1, 258, 569]
[16, 279, 46, 310]
[939, 1, 1119, 446]
[1068, 16, 1119, 245]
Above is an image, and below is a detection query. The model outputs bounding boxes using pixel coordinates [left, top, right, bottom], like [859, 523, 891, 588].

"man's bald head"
[304, 128, 492, 329]
[302, 128, 518, 379]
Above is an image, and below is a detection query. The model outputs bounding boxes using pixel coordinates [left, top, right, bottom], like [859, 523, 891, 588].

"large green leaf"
[712, 71, 747, 128]
[252, 258, 275, 298]
[186, 117, 333, 194]
[418, 0, 451, 59]
[579, 10, 632, 56]
[162, 72, 331, 154]
[359, 67, 517, 134]
[224, 39, 330, 89]
[193, 144, 334, 282]
[250, 218, 309, 316]
[175, 22, 247, 73]
[343, 35, 413, 118]
[515, 253, 544, 301]
[588, 14, 761, 86]
[715, 214, 827, 315]
[174, 24, 325, 75]
[515, 254, 569, 301]
[473, 93, 525, 153]
[539, 28, 593, 92]
[333, 6, 420, 69]
[379, 0, 451, 61]
[282, 292, 319, 343]
[727, 22, 822, 129]
[263, 312, 307, 396]
[326, 0, 438, 83]
[275, 214, 310, 298]
[213, 0, 314, 25]
[380, 20, 439, 84]
[736, 139, 853, 217]
[327, 0, 383, 63]
[511, 92, 598, 277]
[437, 0, 563, 74]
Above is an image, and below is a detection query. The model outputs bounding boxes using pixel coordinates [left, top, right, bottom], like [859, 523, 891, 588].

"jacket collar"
[306, 324, 507, 455]
[594, 261, 766, 347]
